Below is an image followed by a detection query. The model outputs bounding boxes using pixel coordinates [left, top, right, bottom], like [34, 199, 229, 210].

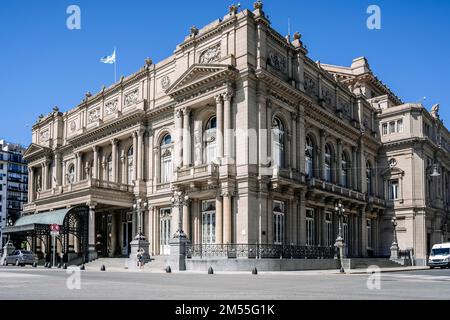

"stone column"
[62, 161, 66, 185]
[223, 192, 232, 244]
[28, 167, 34, 202]
[88, 203, 97, 261]
[360, 208, 368, 257]
[154, 148, 161, 184]
[174, 108, 183, 169]
[192, 199, 200, 244]
[319, 130, 326, 180]
[266, 100, 272, 160]
[298, 105, 306, 174]
[257, 93, 268, 167]
[336, 140, 343, 186]
[215, 195, 223, 244]
[147, 130, 154, 185]
[351, 146, 357, 189]
[291, 113, 297, 170]
[111, 139, 118, 183]
[41, 162, 47, 191]
[92, 146, 99, 179]
[137, 129, 144, 181]
[182, 108, 191, 167]
[267, 197, 273, 244]
[183, 204, 190, 240]
[132, 131, 138, 182]
[291, 198, 298, 245]
[216, 95, 224, 159]
[75, 152, 82, 182]
[223, 91, 233, 159]
[120, 154, 126, 184]
[299, 191, 307, 245]
[55, 153, 62, 186]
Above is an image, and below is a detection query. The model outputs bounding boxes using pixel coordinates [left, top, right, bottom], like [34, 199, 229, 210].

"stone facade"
[17, 3, 449, 265]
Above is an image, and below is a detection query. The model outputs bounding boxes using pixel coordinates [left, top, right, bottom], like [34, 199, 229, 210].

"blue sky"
[1, 0, 449, 146]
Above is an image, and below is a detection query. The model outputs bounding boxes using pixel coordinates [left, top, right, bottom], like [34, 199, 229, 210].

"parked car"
[428, 243, 450, 269]
[3, 250, 38, 266]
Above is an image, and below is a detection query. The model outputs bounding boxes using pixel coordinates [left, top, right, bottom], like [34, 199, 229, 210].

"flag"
[100, 49, 116, 64]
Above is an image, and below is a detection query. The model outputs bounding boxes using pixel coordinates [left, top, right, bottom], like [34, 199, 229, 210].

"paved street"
[1, 266, 450, 300]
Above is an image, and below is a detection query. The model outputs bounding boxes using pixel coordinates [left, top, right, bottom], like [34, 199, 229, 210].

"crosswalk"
[383, 273, 450, 282]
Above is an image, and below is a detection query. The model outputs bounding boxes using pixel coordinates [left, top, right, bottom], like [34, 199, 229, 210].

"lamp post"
[132, 198, 148, 240]
[390, 216, 399, 260]
[126, 198, 150, 268]
[168, 190, 191, 272]
[170, 190, 190, 239]
[334, 200, 346, 273]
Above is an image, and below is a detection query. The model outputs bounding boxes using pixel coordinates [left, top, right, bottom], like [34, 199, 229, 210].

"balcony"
[270, 167, 305, 189]
[174, 163, 219, 186]
[34, 178, 134, 202]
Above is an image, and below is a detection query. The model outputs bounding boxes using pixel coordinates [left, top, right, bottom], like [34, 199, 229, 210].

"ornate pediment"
[23, 143, 52, 162]
[166, 64, 237, 100]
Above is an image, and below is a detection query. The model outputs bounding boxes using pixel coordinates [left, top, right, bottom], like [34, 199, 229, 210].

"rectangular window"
[306, 209, 315, 246]
[397, 119, 403, 133]
[382, 123, 388, 135]
[389, 179, 399, 200]
[273, 201, 285, 245]
[202, 200, 216, 244]
[389, 121, 396, 134]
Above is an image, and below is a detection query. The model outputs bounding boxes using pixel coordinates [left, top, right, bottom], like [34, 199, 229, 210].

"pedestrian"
[137, 248, 145, 271]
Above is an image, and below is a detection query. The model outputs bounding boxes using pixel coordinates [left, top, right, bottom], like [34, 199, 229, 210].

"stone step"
[345, 258, 402, 270]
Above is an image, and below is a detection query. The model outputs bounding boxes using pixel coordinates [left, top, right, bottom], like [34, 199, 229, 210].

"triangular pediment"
[380, 166, 405, 177]
[166, 64, 237, 98]
[23, 143, 51, 160]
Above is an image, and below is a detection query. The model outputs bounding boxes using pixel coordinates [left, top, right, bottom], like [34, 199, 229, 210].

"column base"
[88, 245, 98, 262]
[126, 238, 151, 270]
[167, 237, 191, 272]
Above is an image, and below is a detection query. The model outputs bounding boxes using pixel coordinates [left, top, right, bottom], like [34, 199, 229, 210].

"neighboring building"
[5, 3, 449, 266]
[0, 140, 28, 247]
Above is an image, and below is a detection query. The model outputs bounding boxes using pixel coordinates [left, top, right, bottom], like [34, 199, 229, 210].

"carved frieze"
[199, 44, 221, 64]
[268, 51, 287, 73]
[88, 108, 100, 124]
[124, 89, 139, 107]
[70, 121, 77, 132]
[161, 76, 171, 90]
[105, 98, 118, 115]
[304, 75, 317, 97]
[40, 129, 50, 143]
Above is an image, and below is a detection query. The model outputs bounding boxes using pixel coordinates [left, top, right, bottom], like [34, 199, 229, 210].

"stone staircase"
[343, 258, 404, 270]
[83, 256, 169, 272]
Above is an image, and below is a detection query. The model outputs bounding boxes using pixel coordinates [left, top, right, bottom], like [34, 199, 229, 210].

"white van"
[428, 243, 450, 269]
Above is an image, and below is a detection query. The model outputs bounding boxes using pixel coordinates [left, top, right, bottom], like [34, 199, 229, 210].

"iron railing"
[187, 244, 335, 259]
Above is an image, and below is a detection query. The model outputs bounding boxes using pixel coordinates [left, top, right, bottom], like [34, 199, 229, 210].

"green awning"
[14, 208, 71, 227]
[3, 208, 72, 234]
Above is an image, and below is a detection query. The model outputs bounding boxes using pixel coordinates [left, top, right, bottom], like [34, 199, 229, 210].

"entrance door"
[121, 212, 133, 256]
[160, 208, 171, 255]
[202, 200, 216, 244]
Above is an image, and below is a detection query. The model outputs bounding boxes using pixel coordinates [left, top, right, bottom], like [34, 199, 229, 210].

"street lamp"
[390, 216, 399, 260]
[170, 190, 190, 239]
[430, 164, 441, 177]
[132, 198, 148, 240]
[334, 200, 346, 273]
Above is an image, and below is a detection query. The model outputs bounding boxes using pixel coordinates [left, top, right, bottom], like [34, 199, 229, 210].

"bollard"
[63, 263, 67, 269]
[252, 267, 258, 275]
[44, 262, 48, 268]
[80, 264, 85, 271]
[208, 266, 214, 274]
[32, 262, 37, 268]
[101, 265, 106, 271]
[165, 266, 172, 273]
[57, 263, 61, 269]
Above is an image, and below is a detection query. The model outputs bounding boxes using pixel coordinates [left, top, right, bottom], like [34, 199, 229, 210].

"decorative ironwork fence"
[187, 244, 335, 259]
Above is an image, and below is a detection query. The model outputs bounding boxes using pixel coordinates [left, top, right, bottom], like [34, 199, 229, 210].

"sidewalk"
[342, 266, 430, 274]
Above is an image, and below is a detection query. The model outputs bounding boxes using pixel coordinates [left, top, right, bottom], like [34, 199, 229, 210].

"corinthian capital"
[222, 90, 233, 102]
[215, 94, 223, 105]
[175, 108, 183, 119]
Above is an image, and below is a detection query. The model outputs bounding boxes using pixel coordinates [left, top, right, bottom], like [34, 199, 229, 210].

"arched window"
[305, 136, 314, 178]
[160, 134, 173, 183]
[341, 152, 349, 187]
[272, 117, 285, 168]
[127, 147, 134, 185]
[67, 164, 75, 184]
[107, 154, 113, 182]
[324, 144, 332, 182]
[366, 161, 373, 195]
[205, 116, 217, 164]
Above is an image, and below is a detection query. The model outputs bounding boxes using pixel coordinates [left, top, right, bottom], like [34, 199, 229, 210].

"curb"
[341, 267, 430, 275]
